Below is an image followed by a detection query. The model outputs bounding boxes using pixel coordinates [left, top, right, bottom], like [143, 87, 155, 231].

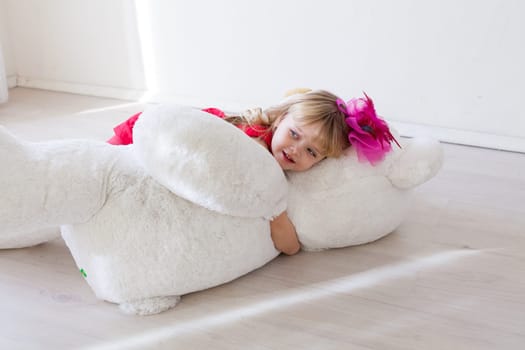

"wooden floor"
[1, 88, 524, 350]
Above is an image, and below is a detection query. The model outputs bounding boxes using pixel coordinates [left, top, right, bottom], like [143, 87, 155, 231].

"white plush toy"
[0, 104, 442, 315]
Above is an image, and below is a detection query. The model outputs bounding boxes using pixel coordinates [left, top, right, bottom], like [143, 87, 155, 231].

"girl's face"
[271, 115, 325, 172]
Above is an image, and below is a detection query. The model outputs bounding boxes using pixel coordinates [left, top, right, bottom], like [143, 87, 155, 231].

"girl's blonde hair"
[224, 90, 350, 157]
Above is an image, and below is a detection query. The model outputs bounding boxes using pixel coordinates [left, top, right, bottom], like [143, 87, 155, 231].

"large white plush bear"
[0, 105, 442, 315]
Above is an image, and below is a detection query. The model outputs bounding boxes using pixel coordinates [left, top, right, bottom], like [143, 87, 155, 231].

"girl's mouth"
[283, 150, 295, 163]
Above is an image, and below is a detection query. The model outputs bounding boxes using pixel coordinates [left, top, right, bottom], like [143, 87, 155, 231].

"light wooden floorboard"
[1, 88, 524, 349]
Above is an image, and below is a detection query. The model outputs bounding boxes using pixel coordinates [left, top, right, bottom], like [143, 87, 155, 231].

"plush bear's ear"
[387, 137, 443, 189]
[132, 104, 288, 219]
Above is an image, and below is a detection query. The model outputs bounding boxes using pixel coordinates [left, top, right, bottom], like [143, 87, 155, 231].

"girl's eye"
[289, 129, 298, 138]
[307, 148, 317, 158]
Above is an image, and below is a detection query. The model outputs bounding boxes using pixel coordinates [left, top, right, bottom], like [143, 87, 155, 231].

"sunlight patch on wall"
[134, 0, 157, 103]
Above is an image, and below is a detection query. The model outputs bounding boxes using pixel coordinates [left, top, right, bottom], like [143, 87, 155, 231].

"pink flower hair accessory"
[336, 93, 400, 165]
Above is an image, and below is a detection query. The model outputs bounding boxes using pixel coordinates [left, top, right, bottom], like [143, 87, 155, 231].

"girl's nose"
[290, 147, 302, 159]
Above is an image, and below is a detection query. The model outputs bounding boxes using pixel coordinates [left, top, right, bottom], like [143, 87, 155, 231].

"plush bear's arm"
[133, 105, 288, 219]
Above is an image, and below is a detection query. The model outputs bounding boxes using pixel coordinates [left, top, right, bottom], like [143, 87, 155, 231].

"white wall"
[3, 0, 146, 99]
[0, 0, 15, 87]
[2, 0, 524, 151]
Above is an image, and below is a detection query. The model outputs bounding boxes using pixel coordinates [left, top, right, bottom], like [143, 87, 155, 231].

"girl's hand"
[270, 211, 300, 255]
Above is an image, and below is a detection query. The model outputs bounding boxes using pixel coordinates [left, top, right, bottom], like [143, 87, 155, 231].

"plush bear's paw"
[119, 295, 181, 315]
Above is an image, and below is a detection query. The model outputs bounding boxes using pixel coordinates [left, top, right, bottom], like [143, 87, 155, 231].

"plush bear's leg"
[0, 126, 114, 247]
[119, 296, 181, 315]
[0, 227, 60, 249]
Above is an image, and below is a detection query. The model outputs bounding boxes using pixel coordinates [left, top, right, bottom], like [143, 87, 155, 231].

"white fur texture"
[0, 107, 442, 314]
[119, 296, 181, 316]
[60, 147, 279, 304]
[133, 105, 287, 219]
[0, 127, 111, 247]
[287, 136, 442, 250]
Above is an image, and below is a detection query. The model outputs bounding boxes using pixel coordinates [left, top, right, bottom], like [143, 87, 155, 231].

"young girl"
[107, 89, 398, 255]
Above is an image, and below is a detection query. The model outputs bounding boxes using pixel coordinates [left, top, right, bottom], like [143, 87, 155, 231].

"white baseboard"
[390, 121, 525, 153]
[15, 76, 147, 101]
